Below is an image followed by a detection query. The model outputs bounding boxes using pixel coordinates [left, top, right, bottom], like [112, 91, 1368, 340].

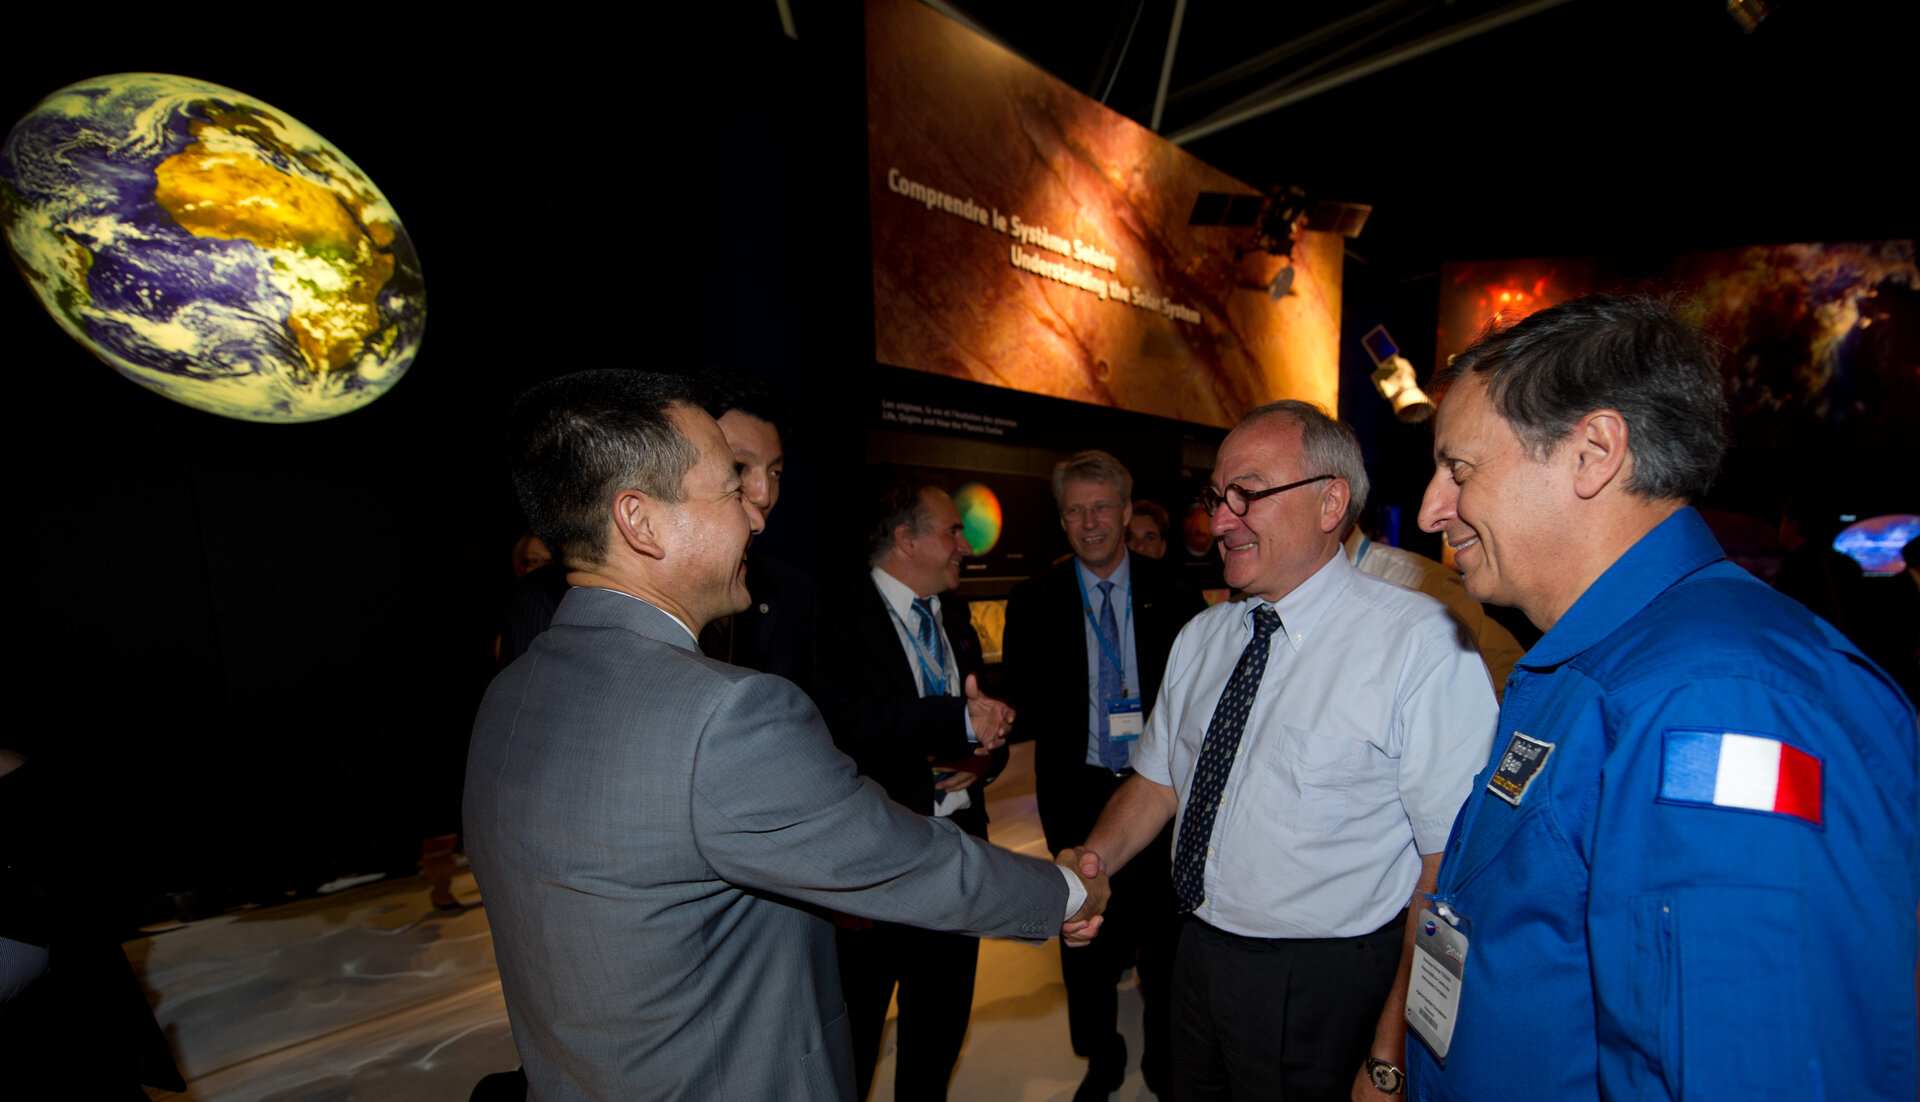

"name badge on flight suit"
[1106, 698, 1143, 742]
[1487, 731, 1554, 806]
[1407, 907, 1471, 1062]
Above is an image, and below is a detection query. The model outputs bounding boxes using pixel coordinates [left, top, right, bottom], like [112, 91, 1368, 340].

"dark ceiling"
[928, 0, 1912, 274]
[3, 1, 1904, 281]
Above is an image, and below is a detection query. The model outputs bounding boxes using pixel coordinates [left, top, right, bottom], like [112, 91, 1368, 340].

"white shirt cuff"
[1058, 864, 1087, 920]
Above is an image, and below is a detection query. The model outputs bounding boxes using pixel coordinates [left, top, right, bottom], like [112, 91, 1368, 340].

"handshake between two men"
[1055, 849, 1110, 946]
[949, 672, 1113, 946]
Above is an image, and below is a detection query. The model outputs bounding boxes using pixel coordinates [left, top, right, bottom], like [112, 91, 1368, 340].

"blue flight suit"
[1408, 508, 1919, 1100]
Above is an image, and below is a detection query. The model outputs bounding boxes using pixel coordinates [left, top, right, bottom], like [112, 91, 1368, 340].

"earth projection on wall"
[0, 73, 425, 422]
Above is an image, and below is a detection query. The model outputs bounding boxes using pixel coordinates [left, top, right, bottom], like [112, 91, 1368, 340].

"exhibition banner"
[866, 0, 1340, 430]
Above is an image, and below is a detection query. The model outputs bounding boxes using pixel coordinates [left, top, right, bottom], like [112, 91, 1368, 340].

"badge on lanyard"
[1107, 697, 1144, 742]
[1407, 906, 1470, 1062]
[1487, 731, 1554, 807]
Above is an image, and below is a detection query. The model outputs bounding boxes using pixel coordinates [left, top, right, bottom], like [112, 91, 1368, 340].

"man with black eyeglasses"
[1064, 402, 1499, 1102]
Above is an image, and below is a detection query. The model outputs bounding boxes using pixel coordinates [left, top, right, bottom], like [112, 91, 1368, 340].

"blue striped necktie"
[912, 597, 948, 695]
[1096, 580, 1129, 770]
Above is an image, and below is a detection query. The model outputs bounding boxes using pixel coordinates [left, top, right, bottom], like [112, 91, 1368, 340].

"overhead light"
[1361, 325, 1434, 423]
[1373, 357, 1434, 422]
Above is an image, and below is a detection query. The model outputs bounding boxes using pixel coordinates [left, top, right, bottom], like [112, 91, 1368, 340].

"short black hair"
[1435, 295, 1728, 503]
[692, 368, 790, 444]
[865, 480, 938, 568]
[507, 370, 703, 567]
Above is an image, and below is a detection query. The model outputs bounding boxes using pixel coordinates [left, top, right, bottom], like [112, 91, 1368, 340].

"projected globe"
[0, 73, 425, 422]
[954, 482, 1002, 554]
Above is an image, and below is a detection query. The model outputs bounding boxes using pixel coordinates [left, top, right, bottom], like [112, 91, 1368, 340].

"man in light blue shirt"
[1075, 402, 1498, 1101]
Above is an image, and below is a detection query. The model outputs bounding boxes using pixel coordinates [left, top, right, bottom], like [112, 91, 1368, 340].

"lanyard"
[886, 598, 952, 697]
[1074, 568, 1133, 698]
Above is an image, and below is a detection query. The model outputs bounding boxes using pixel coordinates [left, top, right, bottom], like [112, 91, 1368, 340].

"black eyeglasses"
[1199, 475, 1334, 517]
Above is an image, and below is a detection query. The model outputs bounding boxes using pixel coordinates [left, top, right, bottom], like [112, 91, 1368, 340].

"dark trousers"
[837, 919, 980, 1102]
[1170, 914, 1404, 1102]
[1043, 764, 1179, 1090]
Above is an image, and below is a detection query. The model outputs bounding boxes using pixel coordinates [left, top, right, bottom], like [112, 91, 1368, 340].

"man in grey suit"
[466, 370, 1109, 1101]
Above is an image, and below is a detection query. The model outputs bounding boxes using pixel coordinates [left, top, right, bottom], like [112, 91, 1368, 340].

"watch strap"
[1364, 1056, 1405, 1095]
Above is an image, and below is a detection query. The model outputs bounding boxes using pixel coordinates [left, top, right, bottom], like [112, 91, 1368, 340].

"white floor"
[137, 741, 1157, 1101]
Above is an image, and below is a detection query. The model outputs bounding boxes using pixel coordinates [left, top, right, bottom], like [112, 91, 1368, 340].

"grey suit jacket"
[465, 587, 1067, 1101]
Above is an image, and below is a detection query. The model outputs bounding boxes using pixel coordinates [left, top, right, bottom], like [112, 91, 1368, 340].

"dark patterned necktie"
[1172, 605, 1282, 913]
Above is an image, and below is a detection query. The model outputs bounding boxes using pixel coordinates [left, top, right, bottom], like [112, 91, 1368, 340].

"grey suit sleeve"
[688, 674, 1067, 942]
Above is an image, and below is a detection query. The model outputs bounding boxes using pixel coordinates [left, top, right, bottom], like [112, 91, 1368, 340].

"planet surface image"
[1, 73, 425, 422]
[954, 481, 1002, 554]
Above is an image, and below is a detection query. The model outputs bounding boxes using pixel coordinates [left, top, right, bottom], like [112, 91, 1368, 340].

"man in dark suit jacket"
[692, 370, 821, 695]
[1003, 451, 1205, 1100]
[815, 481, 1020, 1101]
[699, 551, 818, 692]
[466, 373, 1108, 1100]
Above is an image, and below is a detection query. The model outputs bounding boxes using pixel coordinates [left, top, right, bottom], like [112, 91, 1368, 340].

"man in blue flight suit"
[1407, 294, 1918, 1100]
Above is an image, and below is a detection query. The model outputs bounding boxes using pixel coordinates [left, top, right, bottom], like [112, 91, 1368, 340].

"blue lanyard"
[886, 599, 951, 697]
[1074, 568, 1133, 698]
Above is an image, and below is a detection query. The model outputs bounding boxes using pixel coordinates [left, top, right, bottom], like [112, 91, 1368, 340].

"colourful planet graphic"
[954, 481, 1002, 554]
[1, 73, 425, 422]
[1834, 514, 1920, 575]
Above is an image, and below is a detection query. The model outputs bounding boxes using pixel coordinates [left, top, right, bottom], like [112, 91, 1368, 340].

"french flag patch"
[1658, 730, 1823, 827]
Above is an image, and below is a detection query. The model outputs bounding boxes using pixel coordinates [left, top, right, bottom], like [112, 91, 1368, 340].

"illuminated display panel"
[1437, 242, 1917, 504]
[1836, 514, 1919, 576]
[867, 0, 1340, 430]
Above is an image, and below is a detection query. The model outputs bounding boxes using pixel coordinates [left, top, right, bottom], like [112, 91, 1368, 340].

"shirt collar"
[871, 565, 937, 621]
[1075, 551, 1132, 598]
[1240, 550, 1352, 652]
[580, 586, 699, 647]
[1521, 506, 1726, 669]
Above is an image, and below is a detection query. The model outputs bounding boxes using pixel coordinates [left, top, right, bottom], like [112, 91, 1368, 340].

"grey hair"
[1235, 400, 1369, 531]
[865, 480, 938, 568]
[1434, 294, 1727, 502]
[1050, 450, 1133, 509]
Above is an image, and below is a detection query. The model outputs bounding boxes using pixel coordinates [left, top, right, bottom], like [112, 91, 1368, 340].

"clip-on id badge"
[1106, 698, 1144, 742]
[1407, 905, 1471, 1063]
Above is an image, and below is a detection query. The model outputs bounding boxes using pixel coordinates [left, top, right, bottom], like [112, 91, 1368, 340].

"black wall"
[2, 11, 881, 915]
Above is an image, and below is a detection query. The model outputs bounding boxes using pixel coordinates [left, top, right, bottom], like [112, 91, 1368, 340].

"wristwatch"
[1365, 1057, 1405, 1095]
